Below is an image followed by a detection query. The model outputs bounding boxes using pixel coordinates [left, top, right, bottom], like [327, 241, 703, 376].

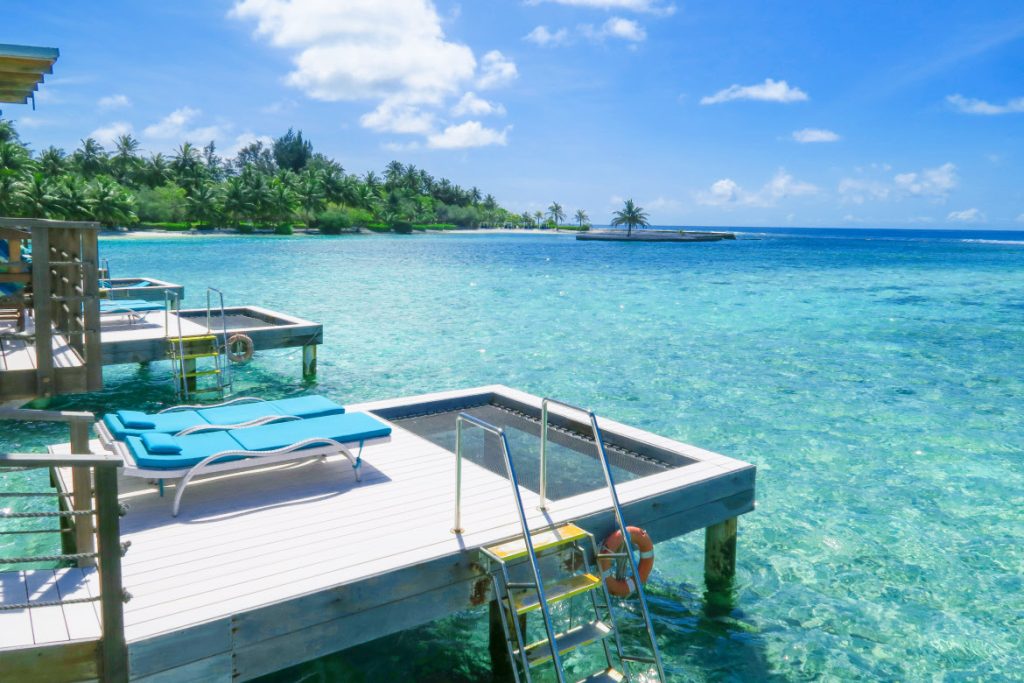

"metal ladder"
[165, 289, 232, 400]
[455, 409, 664, 682]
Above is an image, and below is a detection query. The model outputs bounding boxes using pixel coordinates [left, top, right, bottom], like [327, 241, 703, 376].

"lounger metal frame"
[111, 432, 391, 516]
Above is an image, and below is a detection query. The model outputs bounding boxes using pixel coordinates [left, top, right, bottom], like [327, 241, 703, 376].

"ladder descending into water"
[456, 399, 666, 683]
[166, 288, 234, 400]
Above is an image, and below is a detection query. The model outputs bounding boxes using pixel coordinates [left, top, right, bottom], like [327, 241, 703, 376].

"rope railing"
[0, 407, 129, 682]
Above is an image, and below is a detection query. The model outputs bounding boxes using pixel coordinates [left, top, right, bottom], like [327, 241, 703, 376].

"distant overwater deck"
[9, 385, 756, 682]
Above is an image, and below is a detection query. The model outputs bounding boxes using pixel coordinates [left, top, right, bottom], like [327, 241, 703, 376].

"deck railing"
[0, 409, 129, 683]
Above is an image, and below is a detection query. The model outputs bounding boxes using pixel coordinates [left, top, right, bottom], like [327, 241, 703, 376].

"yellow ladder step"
[182, 370, 221, 378]
[512, 573, 601, 615]
[172, 353, 220, 360]
[171, 335, 217, 342]
[485, 523, 589, 562]
[517, 620, 613, 667]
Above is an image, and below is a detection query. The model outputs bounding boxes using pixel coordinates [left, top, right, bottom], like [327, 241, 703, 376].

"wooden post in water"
[704, 517, 738, 590]
[182, 358, 197, 392]
[302, 344, 317, 379]
[489, 601, 525, 681]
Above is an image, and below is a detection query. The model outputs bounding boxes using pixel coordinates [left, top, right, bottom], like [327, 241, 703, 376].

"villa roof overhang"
[0, 43, 60, 105]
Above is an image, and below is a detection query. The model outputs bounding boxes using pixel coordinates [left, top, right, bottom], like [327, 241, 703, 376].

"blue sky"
[4, 0, 1024, 228]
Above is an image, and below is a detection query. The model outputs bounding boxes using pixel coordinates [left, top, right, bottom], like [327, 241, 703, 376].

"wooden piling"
[704, 517, 738, 590]
[302, 344, 317, 379]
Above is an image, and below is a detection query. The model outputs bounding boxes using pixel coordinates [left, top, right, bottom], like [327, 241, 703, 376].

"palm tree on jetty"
[610, 199, 649, 237]
[574, 208, 589, 229]
[547, 201, 565, 227]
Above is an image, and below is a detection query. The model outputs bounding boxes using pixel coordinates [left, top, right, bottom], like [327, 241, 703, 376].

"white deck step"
[577, 668, 624, 683]
[518, 619, 613, 666]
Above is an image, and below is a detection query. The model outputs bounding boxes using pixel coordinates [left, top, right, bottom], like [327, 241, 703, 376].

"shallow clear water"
[4, 229, 1023, 681]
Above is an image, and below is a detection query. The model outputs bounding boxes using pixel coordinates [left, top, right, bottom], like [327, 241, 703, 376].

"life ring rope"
[226, 333, 255, 363]
[598, 526, 655, 597]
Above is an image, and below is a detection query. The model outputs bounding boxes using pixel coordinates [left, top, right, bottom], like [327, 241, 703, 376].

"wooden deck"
[0, 321, 87, 397]
[43, 385, 756, 681]
[0, 568, 103, 682]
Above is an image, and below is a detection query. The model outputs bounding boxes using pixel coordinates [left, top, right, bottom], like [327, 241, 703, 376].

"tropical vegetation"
[0, 119, 532, 232]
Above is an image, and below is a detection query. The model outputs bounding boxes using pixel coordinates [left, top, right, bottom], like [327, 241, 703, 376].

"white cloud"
[226, 131, 274, 157]
[261, 99, 298, 114]
[947, 208, 985, 223]
[525, 26, 569, 46]
[840, 162, 958, 205]
[477, 50, 518, 90]
[893, 162, 957, 197]
[527, 0, 675, 14]
[97, 94, 131, 110]
[89, 122, 133, 146]
[1017, 213, 1024, 223]
[15, 117, 54, 129]
[792, 128, 840, 143]
[360, 100, 436, 134]
[451, 92, 506, 117]
[697, 169, 817, 207]
[838, 178, 890, 204]
[143, 106, 201, 138]
[427, 121, 510, 149]
[599, 17, 646, 41]
[701, 78, 808, 105]
[946, 94, 1024, 115]
[230, 0, 517, 145]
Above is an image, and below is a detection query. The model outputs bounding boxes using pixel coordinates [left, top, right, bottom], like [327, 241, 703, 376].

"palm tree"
[111, 134, 141, 185]
[16, 172, 62, 218]
[222, 176, 251, 227]
[142, 153, 172, 188]
[87, 177, 136, 227]
[0, 174, 20, 215]
[0, 141, 32, 174]
[520, 211, 532, 228]
[73, 138, 107, 178]
[172, 142, 204, 192]
[37, 146, 68, 178]
[609, 199, 649, 237]
[296, 171, 325, 225]
[533, 210, 543, 227]
[547, 201, 565, 227]
[58, 176, 91, 220]
[186, 182, 222, 227]
[574, 209, 589, 229]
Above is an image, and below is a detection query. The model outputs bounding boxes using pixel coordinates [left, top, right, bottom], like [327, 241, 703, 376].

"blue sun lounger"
[96, 395, 346, 446]
[113, 412, 392, 515]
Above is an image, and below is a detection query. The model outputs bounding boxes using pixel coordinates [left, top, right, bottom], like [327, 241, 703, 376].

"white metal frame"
[112, 433, 391, 516]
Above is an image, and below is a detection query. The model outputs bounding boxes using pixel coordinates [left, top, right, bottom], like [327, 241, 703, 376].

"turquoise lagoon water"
[4, 229, 1023, 681]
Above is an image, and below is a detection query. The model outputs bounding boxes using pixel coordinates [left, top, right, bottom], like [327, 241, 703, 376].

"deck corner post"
[302, 344, 317, 379]
[95, 463, 129, 683]
[704, 516, 738, 590]
[70, 419, 97, 568]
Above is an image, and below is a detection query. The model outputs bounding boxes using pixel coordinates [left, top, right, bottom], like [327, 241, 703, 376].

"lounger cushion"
[231, 412, 391, 452]
[117, 410, 155, 429]
[100, 299, 164, 313]
[104, 410, 204, 439]
[142, 432, 182, 454]
[126, 431, 242, 470]
[196, 396, 343, 425]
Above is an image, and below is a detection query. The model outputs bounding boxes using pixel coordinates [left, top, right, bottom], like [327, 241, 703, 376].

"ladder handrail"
[452, 412, 567, 683]
[540, 398, 667, 682]
[206, 287, 232, 392]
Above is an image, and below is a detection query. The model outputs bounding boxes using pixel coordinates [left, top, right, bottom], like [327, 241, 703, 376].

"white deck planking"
[51, 390, 750, 647]
[0, 568, 102, 649]
[0, 320, 83, 372]
[97, 311, 210, 344]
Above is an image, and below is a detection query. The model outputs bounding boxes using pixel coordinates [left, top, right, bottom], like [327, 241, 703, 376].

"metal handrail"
[451, 412, 567, 683]
[207, 287, 232, 392]
[539, 398, 667, 682]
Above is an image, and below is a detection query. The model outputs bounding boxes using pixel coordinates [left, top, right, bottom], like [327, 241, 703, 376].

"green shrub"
[391, 220, 413, 234]
[135, 185, 187, 223]
[417, 223, 459, 230]
[236, 224, 255, 234]
[317, 208, 353, 235]
[274, 224, 294, 235]
[365, 222, 390, 233]
[138, 221, 191, 231]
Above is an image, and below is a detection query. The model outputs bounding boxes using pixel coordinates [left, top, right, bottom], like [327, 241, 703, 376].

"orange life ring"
[226, 333, 254, 363]
[598, 526, 654, 597]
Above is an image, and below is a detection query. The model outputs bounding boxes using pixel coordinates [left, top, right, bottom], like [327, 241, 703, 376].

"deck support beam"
[704, 516, 738, 590]
[302, 344, 317, 379]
